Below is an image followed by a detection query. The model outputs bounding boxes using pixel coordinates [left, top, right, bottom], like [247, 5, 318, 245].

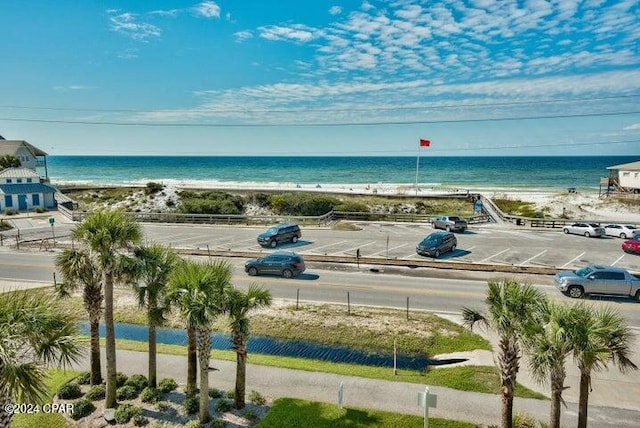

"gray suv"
[257, 224, 302, 248]
[416, 231, 457, 258]
[245, 252, 306, 278]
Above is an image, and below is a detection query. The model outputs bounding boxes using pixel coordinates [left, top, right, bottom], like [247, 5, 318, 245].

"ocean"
[45, 155, 637, 192]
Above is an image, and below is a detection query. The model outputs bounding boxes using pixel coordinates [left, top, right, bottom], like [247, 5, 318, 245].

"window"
[609, 272, 625, 281]
[32, 194, 40, 206]
[26, 178, 32, 183]
[16, 178, 22, 183]
[4, 195, 12, 207]
[6, 179, 11, 183]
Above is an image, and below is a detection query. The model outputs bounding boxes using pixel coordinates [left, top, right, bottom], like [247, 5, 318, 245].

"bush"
[57, 382, 82, 399]
[244, 409, 256, 420]
[333, 201, 369, 213]
[116, 372, 129, 387]
[270, 193, 339, 216]
[183, 395, 199, 414]
[75, 371, 91, 385]
[225, 389, 235, 400]
[71, 398, 95, 420]
[145, 182, 164, 195]
[165, 199, 175, 208]
[155, 401, 171, 411]
[177, 191, 245, 215]
[0, 220, 11, 230]
[3, 209, 18, 216]
[114, 404, 142, 424]
[125, 374, 149, 392]
[85, 384, 106, 401]
[157, 378, 178, 393]
[247, 192, 272, 208]
[513, 412, 538, 428]
[210, 419, 226, 428]
[185, 420, 203, 428]
[208, 387, 223, 399]
[215, 398, 233, 413]
[140, 387, 161, 403]
[248, 390, 266, 406]
[116, 385, 139, 400]
[133, 414, 149, 426]
[33, 207, 46, 213]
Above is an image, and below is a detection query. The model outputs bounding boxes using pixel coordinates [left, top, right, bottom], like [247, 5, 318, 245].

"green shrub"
[3, 209, 18, 216]
[125, 374, 148, 392]
[0, 219, 11, 230]
[155, 401, 171, 411]
[177, 191, 245, 215]
[33, 207, 46, 213]
[183, 395, 199, 414]
[57, 382, 82, 399]
[157, 378, 178, 393]
[71, 398, 95, 420]
[215, 398, 233, 413]
[208, 387, 223, 399]
[270, 193, 339, 216]
[133, 414, 149, 426]
[333, 201, 369, 212]
[114, 404, 142, 424]
[165, 199, 175, 208]
[185, 420, 203, 428]
[225, 389, 235, 400]
[210, 419, 226, 428]
[116, 385, 139, 400]
[85, 384, 106, 400]
[244, 409, 256, 420]
[140, 387, 160, 403]
[75, 371, 91, 385]
[115, 372, 129, 387]
[247, 193, 272, 208]
[248, 390, 266, 406]
[145, 182, 164, 195]
[513, 412, 538, 428]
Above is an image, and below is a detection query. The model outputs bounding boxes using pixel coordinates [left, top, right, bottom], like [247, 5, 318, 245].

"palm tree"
[72, 210, 142, 408]
[524, 301, 586, 428]
[55, 248, 104, 385]
[462, 278, 546, 428]
[131, 244, 178, 388]
[0, 154, 20, 170]
[167, 259, 232, 424]
[572, 306, 637, 428]
[0, 290, 81, 428]
[226, 285, 272, 409]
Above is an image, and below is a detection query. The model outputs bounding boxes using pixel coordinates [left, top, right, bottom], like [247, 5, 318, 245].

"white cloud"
[259, 25, 318, 43]
[193, 1, 220, 18]
[623, 123, 640, 130]
[361, 1, 374, 11]
[149, 9, 179, 17]
[108, 12, 161, 41]
[53, 85, 92, 91]
[329, 6, 342, 15]
[234, 30, 253, 42]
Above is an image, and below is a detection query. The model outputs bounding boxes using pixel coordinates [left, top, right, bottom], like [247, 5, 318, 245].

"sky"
[0, 0, 639, 156]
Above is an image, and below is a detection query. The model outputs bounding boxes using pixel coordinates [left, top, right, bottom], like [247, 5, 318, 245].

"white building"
[0, 168, 57, 211]
[0, 136, 49, 179]
[606, 160, 640, 193]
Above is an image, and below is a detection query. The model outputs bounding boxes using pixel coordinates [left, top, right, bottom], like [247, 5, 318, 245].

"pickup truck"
[554, 264, 640, 301]
[432, 216, 467, 232]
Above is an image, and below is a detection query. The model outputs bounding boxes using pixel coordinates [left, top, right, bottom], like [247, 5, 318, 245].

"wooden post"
[53, 272, 57, 287]
[393, 338, 397, 375]
[406, 297, 410, 320]
[347, 292, 351, 316]
[296, 288, 300, 310]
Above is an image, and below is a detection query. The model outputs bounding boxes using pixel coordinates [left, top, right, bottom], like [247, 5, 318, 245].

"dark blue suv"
[245, 252, 306, 278]
[257, 224, 301, 248]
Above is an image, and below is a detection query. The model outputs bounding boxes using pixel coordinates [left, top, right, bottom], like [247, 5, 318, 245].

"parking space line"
[480, 248, 510, 263]
[309, 240, 348, 252]
[519, 250, 548, 266]
[611, 254, 625, 266]
[341, 241, 377, 255]
[369, 243, 410, 257]
[561, 252, 585, 268]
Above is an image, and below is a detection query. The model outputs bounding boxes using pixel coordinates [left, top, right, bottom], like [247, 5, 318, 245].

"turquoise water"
[46, 155, 636, 191]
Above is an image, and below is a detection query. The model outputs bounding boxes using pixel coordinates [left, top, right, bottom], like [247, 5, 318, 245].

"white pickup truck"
[554, 265, 640, 301]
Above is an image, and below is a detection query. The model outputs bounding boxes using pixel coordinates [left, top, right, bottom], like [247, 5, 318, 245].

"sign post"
[48, 217, 56, 246]
[417, 386, 437, 428]
[338, 382, 344, 410]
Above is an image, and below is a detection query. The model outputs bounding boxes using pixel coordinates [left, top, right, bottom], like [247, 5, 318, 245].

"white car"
[604, 224, 639, 239]
[562, 222, 605, 237]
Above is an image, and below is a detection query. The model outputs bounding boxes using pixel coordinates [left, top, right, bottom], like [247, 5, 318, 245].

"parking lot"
[140, 222, 640, 272]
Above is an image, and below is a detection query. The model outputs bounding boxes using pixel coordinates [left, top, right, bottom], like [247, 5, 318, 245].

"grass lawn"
[11, 369, 80, 428]
[256, 398, 476, 428]
[492, 198, 550, 218]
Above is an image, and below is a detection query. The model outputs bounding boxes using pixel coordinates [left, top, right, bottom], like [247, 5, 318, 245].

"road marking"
[340, 241, 377, 255]
[480, 248, 510, 263]
[308, 240, 348, 252]
[611, 254, 625, 266]
[519, 250, 548, 266]
[368, 243, 410, 257]
[561, 252, 586, 268]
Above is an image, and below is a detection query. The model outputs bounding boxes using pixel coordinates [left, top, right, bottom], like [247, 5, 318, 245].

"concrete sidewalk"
[73, 348, 640, 427]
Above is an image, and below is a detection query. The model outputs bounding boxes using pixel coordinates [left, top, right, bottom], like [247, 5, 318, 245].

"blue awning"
[0, 183, 58, 195]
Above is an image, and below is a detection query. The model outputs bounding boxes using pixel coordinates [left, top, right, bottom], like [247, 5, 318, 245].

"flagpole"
[415, 141, 420, 196]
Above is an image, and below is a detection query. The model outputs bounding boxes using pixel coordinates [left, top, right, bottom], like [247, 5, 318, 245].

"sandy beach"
[86, 179, 640, 224]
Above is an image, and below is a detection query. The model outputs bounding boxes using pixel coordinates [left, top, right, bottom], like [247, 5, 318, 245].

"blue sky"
[0, 0, 639, 156]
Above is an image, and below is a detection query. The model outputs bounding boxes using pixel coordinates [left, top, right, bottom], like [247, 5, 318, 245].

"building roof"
[607, 160, 640, 171]
[0, 167, 40, 178]
[0, 183, 58, 195]
[0, 140, 48, 157]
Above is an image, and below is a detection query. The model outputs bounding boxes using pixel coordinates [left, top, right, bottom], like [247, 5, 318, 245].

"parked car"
[244, 252, 306, 278]
[604, 224, 639, 239]
[622, 235, 640, 255]
[416, 231, 457, 258]
[554, 264, 640, 300]
[432, 216, 467, 232]
[257, 224, 301, 248]
[562, 222, 604, 237]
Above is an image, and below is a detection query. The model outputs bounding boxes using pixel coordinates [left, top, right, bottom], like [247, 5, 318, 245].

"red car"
[622, 235, 640, 255]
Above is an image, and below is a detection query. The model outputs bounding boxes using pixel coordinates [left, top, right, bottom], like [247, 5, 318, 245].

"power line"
[1, 94, 638, 114]
[1, 110, 639, 128]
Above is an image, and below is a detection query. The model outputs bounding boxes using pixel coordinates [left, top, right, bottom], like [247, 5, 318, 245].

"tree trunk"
[498, 337, 519, 428]
[148, 319, 157, 388]
[0, 395, 13, 428]
[234, 342, 247, 409]
[186, 326, 197, 397]
[89, 316, 102, 385]
[197, 327, 211, 424]
[104, 271, 117, 408]
[577, 369, 591, 428]
[549, 366, 566, 428]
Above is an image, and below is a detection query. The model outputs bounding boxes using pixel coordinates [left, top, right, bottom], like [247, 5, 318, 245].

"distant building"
[0, 136, 49, 179]
[605, 160, 640, 194]
[0, 168, 57, 211]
